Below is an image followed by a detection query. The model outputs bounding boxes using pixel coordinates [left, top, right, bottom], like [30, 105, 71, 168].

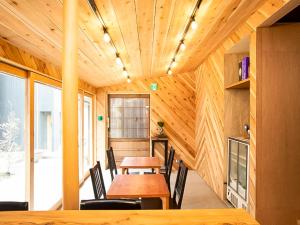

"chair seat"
[0, 201, 28, 211]
[141, 198, 178, 210]
[80, 199, 141, 210]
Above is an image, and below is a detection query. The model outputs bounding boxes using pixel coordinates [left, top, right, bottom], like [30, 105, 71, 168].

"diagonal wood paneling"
[193, 0, 292, 217]
[0, 39, 96, 93]
[96, 72, 196, 169]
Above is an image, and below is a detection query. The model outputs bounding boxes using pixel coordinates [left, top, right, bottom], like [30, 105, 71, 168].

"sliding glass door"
[34, 82, 62, 210]
[0, 72, 26, 201]
[78, 94, 94, 179]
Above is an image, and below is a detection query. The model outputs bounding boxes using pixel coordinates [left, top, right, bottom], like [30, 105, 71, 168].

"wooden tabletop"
[120, 157, 161, 169]
[107, 174, 169, 198]
[0, 209, 260, 225]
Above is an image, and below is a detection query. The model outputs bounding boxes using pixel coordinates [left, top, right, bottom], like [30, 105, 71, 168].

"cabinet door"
[229, 140, 238, 191]
[256, 24, 300, 225]
[237, 143, 248, 200]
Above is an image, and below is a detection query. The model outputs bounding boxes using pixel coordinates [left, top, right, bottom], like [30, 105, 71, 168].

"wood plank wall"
[96, 73, 196, 169]
[193, 0, 291, 217]
[0, 38, 96, 93]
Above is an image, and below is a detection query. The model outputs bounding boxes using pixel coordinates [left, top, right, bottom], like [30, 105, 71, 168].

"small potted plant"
[157, 121, 167, 138]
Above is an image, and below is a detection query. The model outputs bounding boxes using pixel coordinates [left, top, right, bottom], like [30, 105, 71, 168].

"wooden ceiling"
[0, 0, 266, 87]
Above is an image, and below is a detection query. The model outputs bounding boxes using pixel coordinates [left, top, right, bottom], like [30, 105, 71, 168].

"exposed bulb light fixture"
[191, 17, 198, 30]
[180, 41, 186, 51]
[122, 68, 128, 77]
[115, 53, 123, 67]
[170, 59, 177, 68]
[103, 28, 111, 43]
[166, 0, 202, 75]
[127, 76, 131, 83]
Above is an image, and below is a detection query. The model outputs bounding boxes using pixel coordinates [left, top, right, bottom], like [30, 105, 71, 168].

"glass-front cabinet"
[227, 137, 249, 210]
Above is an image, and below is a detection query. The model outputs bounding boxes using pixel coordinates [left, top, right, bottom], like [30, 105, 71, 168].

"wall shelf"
[225, 78, 250, 89]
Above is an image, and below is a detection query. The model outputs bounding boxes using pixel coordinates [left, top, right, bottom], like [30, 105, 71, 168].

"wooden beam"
[62, 0, 79, 209]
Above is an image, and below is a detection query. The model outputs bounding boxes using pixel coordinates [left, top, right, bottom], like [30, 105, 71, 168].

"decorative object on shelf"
[156, 121, 167, 138]
[238, 61, 243, 81]
[243, 124, 250, 139]
[241, 57, 250, 80]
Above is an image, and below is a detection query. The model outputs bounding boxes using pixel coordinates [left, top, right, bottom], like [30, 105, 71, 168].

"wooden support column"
[62, 0, 79, 209]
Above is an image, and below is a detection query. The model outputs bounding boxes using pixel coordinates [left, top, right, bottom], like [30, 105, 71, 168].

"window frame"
[0, 62, 96, 210]
[108, 94, 150, 141]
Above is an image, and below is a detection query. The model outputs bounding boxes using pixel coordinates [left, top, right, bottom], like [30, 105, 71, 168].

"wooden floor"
[80, 169, 228, 209]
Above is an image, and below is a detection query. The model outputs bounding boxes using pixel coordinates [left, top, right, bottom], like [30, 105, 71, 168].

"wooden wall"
[0, 38, 96, 93]
[193, 0, 292, 217]
[96, 73, 196, 169]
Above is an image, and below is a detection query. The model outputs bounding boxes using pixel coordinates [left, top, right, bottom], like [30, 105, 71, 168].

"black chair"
[106, 147, 139, 180]
[80, 199, 141, 210]
[141, 160, 188, 209]
[106, 147, 118, 181]
[145, 147, 175, 190]
[162, 147, 175, 190]
[0, 201, 28, 211]
[90, 161, 106, 199]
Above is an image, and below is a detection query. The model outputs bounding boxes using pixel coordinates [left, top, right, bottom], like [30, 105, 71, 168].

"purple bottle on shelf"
[241, 56, 250, 80]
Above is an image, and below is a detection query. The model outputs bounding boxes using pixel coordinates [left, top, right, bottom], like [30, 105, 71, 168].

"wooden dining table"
[120, 156, 161, 174]
[107, 174, 170, 209]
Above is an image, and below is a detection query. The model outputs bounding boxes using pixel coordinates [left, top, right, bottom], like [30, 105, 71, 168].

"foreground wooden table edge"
[0, 209, 259, 225]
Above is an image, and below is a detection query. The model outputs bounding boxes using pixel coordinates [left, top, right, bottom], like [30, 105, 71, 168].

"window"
[34, 82, 62, 210]
[0, 72, 26, 201]
[78, 94, 83, 179]
[109, 95, 150, 139]
[83, 95, 92, 173]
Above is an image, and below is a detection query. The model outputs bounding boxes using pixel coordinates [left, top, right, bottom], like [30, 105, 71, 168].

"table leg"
[161, 197, 169, 210]
[164, 140, 168, 167]
[121, 168, 126, 174]
[155, 168, 159, 174]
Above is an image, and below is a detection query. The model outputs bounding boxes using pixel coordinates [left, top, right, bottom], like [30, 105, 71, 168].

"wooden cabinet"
[255, 24, 300, 225]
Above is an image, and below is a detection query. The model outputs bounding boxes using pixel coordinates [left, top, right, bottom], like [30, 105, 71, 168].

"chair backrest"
[166, 147, 175, 181]
[80, 199, 141, 210]
[89, 161, 106, 199]
[172, 160, 188, 209]
[106, 147, 117, 181]
[0, 201, 28, 211]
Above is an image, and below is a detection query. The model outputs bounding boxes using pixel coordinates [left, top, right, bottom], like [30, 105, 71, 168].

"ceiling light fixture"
[166, 0, 203, 75]
[179, 41, 186, 51]
[103, 27, 111, 43]
[115, 53, 123, 67]
[122, 68, 128, 77]
[87, 0, 131, 82]
[191, 17, 198, 30]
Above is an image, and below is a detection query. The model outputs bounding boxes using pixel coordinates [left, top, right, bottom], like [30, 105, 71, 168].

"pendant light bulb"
[115, 54, 123, 67]
[191, 18, 198, 30]
[127, 76, 131, 83]
[103, 31, 111, 43]
[167, 69, 172, 75]
[170, 59, 177, 68]
[122, 68, 128, 77]
[180, 41, 186, 51]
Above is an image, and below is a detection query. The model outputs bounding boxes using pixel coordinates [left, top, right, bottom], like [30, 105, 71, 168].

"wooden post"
[62, 0, 79, 209]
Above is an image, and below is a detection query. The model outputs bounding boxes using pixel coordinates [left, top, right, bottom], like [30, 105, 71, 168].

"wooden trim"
[0, 57, 61, 82]
[109, 138, 150, 142]
[0, 62, 27, 78]
[30, 72, 62, 89]
[26, 73, 35, 210]
[259, 0, 300, 27]
[109, 93, 150, 98]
